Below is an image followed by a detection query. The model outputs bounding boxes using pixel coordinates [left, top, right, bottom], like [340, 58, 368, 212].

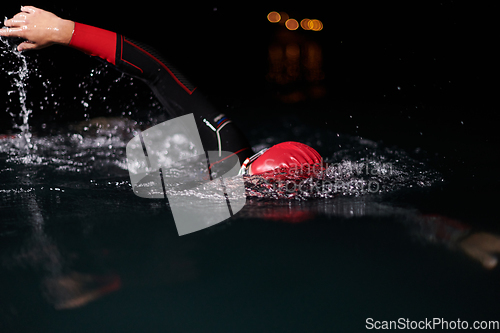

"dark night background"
[1, 3, 499, 331]
[1, 2, 495, 127]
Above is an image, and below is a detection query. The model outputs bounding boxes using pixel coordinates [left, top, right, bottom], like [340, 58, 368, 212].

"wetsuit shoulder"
[67, 22, 252, 163]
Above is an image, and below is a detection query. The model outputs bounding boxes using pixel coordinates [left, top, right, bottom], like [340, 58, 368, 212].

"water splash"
[1, 33, 34, 149]
[245, 135, 443, 200]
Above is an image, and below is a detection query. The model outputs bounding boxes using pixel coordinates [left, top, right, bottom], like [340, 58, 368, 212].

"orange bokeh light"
[285, 18, 299, 31]
[309, 19, 323, 31]
[267, 11, 281, 23]
[301, 19, 311, 30]
[267, 11, 323, 31]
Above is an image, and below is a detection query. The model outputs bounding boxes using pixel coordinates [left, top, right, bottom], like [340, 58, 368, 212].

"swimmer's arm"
[1, 6, 192, 91]
[418, 214, 500, 269]
[0, 6, 74, 52]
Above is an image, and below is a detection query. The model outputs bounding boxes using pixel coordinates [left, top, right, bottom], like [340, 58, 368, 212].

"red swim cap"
[250, 141, 323, 175]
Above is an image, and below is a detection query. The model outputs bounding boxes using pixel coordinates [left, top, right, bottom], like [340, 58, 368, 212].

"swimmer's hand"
[0, 6, 74, 52]
[459, 232, 500, 270]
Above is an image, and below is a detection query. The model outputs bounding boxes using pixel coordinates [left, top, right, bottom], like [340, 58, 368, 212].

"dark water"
[1, 115, 498, 332]
[1, 6, 499, 332]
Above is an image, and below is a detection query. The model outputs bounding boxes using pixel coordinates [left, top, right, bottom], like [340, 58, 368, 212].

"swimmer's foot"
[43, 272, 121, 309]
[459, 232, 500, 269]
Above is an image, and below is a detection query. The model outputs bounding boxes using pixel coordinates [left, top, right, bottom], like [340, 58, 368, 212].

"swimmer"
[0, 6, 323, 176]
[0, 6, 324, 176]
[2, 7, 500, 269]
[0, 6, 253, 166]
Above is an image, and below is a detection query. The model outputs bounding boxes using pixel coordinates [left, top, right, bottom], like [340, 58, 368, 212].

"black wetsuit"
[69, 22, 253, 164]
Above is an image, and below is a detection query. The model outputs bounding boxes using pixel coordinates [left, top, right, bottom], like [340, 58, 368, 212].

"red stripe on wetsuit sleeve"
[122, 38, 197, 95]
[69, 22, 117, 65]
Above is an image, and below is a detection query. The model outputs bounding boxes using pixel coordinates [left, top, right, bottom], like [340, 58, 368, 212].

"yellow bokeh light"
[285, 18, 299, 31]
[267, 11, 281, 23]
[301, 19, 311, 30]
[309, 19, 323, 31]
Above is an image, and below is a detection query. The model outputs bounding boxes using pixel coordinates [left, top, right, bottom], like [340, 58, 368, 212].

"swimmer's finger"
[3, 21, 27, 30]
[17, 41, 39, 52]
[3, 11, 30, 26]
[3, 18, 24, 27]
[0, 27, 26, 39]
[473, 251, 498, 270]
[20, 6, 38, 14]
